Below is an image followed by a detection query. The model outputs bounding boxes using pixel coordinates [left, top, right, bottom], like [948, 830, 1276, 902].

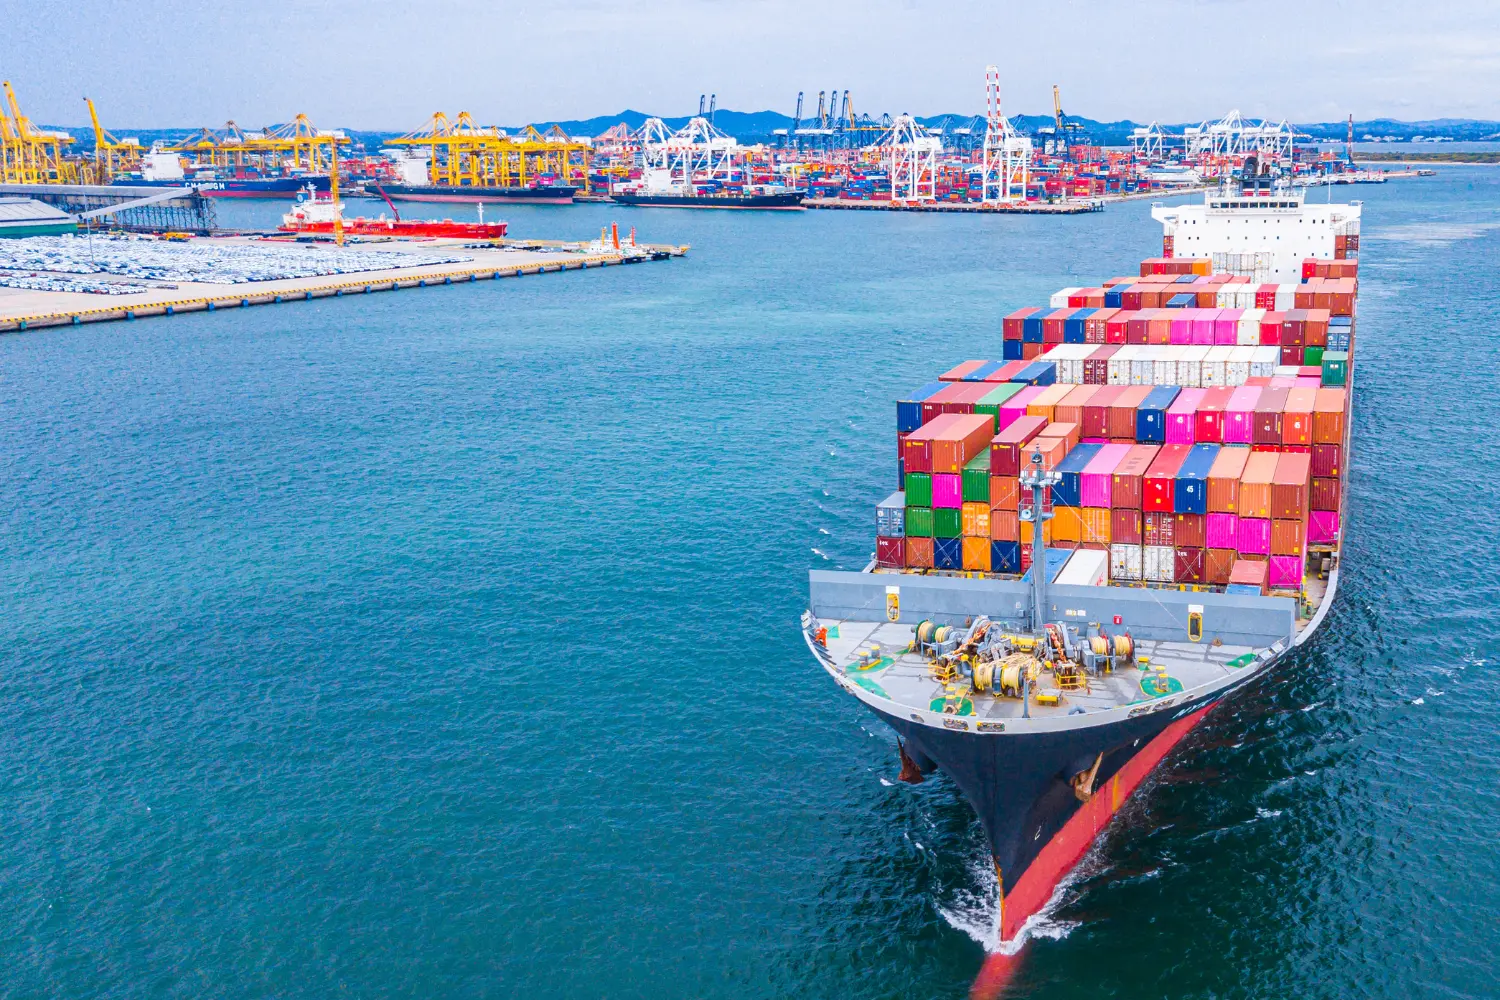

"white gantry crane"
[980, 65, 1032, 204]
[881, 114, 942, 203]
[1184, 111, 1299, 165]
[1130, 121, 1170, 160]
[634, 116, 741, 193]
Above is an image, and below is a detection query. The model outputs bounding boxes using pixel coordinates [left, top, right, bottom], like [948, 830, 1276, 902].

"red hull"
[972, 704, 1213, 999]
[278, 220, 508, 239]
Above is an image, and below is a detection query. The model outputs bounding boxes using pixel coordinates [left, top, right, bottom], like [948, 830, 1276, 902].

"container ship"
[803, 176, 1360, 982]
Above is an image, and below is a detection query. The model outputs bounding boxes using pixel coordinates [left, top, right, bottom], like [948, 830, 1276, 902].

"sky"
[10, 0, 1500, 130]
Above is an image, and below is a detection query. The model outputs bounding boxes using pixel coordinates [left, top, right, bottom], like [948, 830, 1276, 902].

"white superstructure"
[1152, 186, 1360, 283]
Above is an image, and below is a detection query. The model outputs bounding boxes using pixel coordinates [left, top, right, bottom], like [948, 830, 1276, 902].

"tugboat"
[278, 184, 508, 240]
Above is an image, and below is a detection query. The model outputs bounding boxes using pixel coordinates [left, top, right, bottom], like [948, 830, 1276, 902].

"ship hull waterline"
[376, 184, 577, 205]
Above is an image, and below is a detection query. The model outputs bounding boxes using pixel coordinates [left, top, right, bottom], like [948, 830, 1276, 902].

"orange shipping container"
[1272, 452, 1312, 521]
[1026, 383, 1074, 422]
[1282, 387, 1316, 446]
[1034, 435, 1071, 471]
[1239, 452, 1279, 519]
[990, 476, 1019, 511]
[1313, 388, 1347, 444]
[1020, 519, 1053, 545]
[1271, 519, 1306, 557]
[931, 413, 996, 473]
[1054, 385, 1099, 426]
[1052, 506, 1082, 542]
[1078, 507, 1111, 546]
[906, 536, 935, 568]
[1207, 445, 1251, 513]
[990, 508, 1020, 541]
[962, 535, 992, 571]
[1035, 420, 1082, 451]
[962, 502, 991, 537]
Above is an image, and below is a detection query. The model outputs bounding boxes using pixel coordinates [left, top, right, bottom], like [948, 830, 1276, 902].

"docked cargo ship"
[612, 187, 806, 210]
[804, 177, 1360, 977]
[278, 186, 508, 239]
[374, 183, 576, 205]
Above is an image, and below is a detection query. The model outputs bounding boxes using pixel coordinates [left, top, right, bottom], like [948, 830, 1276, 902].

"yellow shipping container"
[1051, 506, 1081, 543]
[1078, 507, 1112, 546]
[1020, 519, 1054, 546]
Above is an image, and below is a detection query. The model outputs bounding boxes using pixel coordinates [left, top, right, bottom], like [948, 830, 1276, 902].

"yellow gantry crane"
[166, 115, 347, 176]
[84, 97, 142, 182]
[0, 80, 78, 183]
[388, 112, 592, 192]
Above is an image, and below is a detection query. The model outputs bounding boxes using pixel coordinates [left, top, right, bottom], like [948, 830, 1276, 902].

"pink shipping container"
[1166, 388, 1206, 444]
[1237, 517, 1271, 555]
[998, 385, 1045, 430]
[1215, 308, 1242, 345]
[932, 473, 963, 508]
[1308, 509, 1340, 544]
[1206, 512, 1238, 548]
[1080, 442, 1133, 507]
[1169, 311, 1193, 345]
[1295, 376, 1322, 388]
[1269, 554, 1304, 589]
[1191, 309, 1217, 345]
[1224, 386, 1262, 444]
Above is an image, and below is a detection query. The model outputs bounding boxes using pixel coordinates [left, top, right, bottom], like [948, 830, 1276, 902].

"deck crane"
[698, 94, 706, 117]
[708, 94, 716, 126]
[83, 97, 142, 181]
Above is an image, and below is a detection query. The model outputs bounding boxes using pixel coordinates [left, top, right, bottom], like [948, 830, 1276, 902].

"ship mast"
[1018, 447, 1060, 636]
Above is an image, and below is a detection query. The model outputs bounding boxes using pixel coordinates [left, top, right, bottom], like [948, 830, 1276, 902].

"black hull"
[612, 191, 806, 210]
[869, 685, 1230, 911]
[377, 184, 577, 205]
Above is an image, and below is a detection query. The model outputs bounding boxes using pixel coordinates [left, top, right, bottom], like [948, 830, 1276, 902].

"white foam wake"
[936, 850, 1085, 955]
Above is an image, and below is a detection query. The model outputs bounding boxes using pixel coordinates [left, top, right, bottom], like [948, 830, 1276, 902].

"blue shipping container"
[1104, 287, 1124, 309]
[991, 540, 1022, 574]
[896, 381, 946, 432]
[1135, 386, 1180, 442]
[1063, 307, 1094, 344]
[1002, 339, 1025, 360]
[934, 536, 963, 570]
[1051, 442, 1104, 507]
[1021, 548, 1073, 583]
[1173, 443, 1219, 514]
[1022, 313, 1045, 343]
[876, 491, 905, 537]
[1166, 292, 1197, 308]
[1011, 360, 1057, 386]
[963, 360, 1003, 381]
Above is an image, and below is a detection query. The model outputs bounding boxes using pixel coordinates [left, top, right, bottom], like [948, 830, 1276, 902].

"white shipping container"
[1109, 345, 1136, 385]
[1144, 544, 1177, 582]
[1227, 345, 1255, 386]
[1180, 346, 1209, 388]
[1056, 547, 1108, 587]
[1249, 346, 1279, 378]
[1215, 287, 1236, 309]
[1050, 287, 1082, 308]
[1234, 289, 1257, 310]
[1274, 286, 1296, 311]
[1131, 358, 1153, 385]
[1154, 358, 1178, 386]
[1273, 365, 1301, 378]
[1110, 543, 1143, 581]
[1237, 306, 1264, 345]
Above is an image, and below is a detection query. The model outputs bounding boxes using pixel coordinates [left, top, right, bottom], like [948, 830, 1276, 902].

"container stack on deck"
[875, 257, 1356, 598]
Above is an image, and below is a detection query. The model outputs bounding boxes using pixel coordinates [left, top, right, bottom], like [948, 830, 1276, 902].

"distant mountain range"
[47, 111, 1500, 152]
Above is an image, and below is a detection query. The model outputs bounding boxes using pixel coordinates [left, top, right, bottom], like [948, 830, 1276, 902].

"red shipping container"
[1259, 311, 1283, 345]
[1043, 308, 1074, 343]
[902, 412, 962, 473]
[1311, 442, 1341, 478]
[1173, 512, 1206, 548]
[1311, 477, 1340, 511]
[1083, 344, 1120, 384]
[933, 413, 999, 474]
[1144, 510, 1175, 547]
[1271, 519, 1305, 557]
[1120, 286, 1144, 310]
[876, 536, 905, 568]
[1305, 309, 1330, 347]
[905, 536, 935, 569]
[1174, 546, 1205, 583]
[1271, 452, 1312, 520]
[1195, 386, 1233, 442]
[1126, 312, 1150, 345]
[922, 382, 973, 423]
[940, 359, 988, 382]
[1085, 308, 1117, 344]
[990, 415, 1050, 475]
[1083, 384, 1124, 437]
[1143, 444, 1191, 512]
[1003, 306, 1039, 341]
[1205, 547, 1236, 585]
[1111, 443, 1160, 508]
[1253, 388, 1288, 446]
[1109, 386, 1153, 440]
[1106, 312, 1130, 344]
[1282, 310, 1306, 347]
[1022, 342, 1043, 360]
[1111, 507, 1143, 545]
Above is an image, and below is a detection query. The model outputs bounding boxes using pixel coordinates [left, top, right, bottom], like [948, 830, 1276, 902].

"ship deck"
[812, 616, 1263, 722]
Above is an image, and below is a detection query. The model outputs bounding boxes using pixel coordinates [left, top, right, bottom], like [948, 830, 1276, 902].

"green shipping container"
[905, 472, 933, 508]
[1303, 345, 1324, 367]
[1321, 351, 1348, 387]
[934, 507, 962, 538]
[962, 450, 991, 503]
[973, 383, 1023, 432]
[906, 506, 934, 537]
